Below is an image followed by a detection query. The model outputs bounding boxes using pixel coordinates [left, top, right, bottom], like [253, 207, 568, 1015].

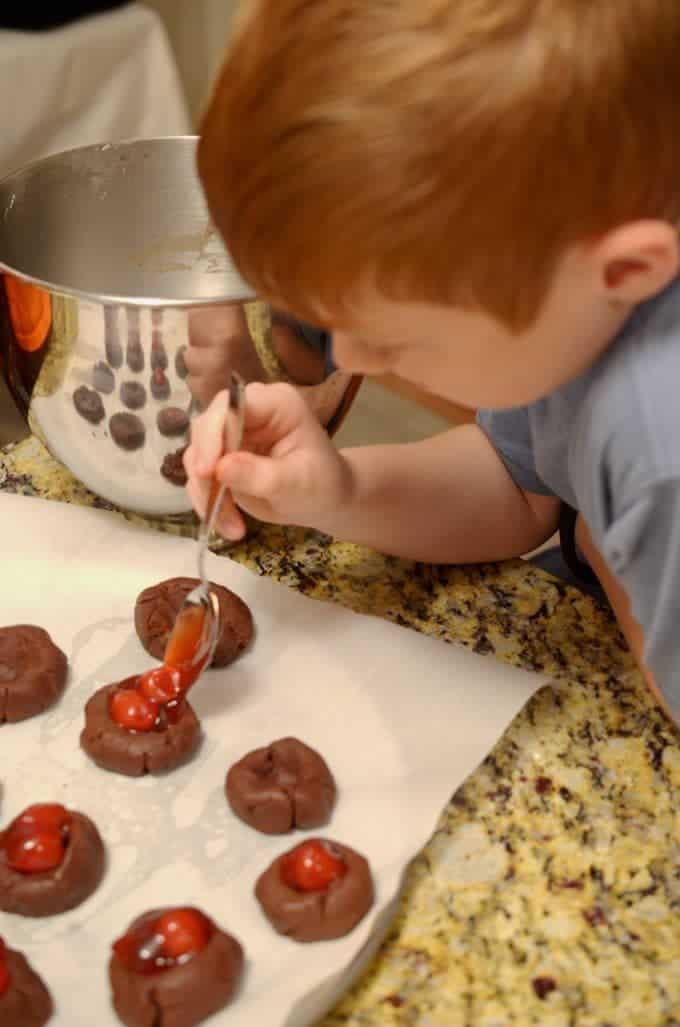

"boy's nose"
[332, 332, 395, 375]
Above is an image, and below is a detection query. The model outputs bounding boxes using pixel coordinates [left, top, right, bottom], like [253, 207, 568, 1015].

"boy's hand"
[184, 382, 353, 538]
[185, 304, 267, 408]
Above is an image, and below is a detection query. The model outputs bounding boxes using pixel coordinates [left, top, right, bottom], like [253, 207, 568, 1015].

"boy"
[184, 0, 680, 726]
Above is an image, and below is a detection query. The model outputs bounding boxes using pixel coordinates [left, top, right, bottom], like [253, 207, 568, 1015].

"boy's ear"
[592, 221, 680, 305]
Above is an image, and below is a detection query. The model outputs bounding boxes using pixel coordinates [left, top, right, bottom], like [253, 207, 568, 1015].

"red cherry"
[0, 937, 9, 996]
[112, 908, 212, 976]
[1, 804, 71, 874]
[113, 911, 165, 975]
[156, 907, 213, 960]
[138, 666, 183, 705]
[280, 840, 348, 892]
[5, 830, 65, 873]
[110, 689, 158, 732]
[12, 804, 70, 836]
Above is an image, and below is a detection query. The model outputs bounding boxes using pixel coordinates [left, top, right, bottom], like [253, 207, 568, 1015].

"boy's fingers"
[190, 390, 231, 475]
[240, 382, 307, 438]
[216, 451, 284, 502]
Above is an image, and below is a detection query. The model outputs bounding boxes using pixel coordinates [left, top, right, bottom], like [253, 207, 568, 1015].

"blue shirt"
[478, 275, 680, 720]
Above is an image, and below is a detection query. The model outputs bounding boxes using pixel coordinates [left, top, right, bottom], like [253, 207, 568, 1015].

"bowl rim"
[0, 134, 256, 309]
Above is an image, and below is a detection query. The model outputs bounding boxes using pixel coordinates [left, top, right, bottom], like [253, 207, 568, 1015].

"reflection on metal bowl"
[0, 137, 359, 517]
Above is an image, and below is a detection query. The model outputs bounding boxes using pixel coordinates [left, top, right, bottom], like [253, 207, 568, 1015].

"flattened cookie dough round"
[0, 940, 53, 1027]
[0, 805, 105, 917]
[80, 680, 201, 777]
[255, 839, 374, 942]
[226, 737, 336, 834]
[109, 908, 243, 1027]
[135, 577, 253, 668]
[0, 626, 68, 725]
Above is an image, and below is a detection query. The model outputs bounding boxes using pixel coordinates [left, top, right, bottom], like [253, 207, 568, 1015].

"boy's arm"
[332, 424, 560, 562]
[576, 514, 677, 725]
[186, 384, 559, 562]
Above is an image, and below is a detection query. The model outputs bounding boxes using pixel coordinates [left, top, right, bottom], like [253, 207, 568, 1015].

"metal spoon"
[163, 371, 246, 683]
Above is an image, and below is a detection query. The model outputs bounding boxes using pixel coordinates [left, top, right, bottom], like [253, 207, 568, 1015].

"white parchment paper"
[0, 495, 546, 1026]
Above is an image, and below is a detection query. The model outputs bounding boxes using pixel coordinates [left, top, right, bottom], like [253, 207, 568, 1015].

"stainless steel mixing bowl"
[0, 136, 359, 516]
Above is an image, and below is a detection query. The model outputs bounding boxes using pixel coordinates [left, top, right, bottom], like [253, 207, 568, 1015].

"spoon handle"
[196, 372, 246, 583]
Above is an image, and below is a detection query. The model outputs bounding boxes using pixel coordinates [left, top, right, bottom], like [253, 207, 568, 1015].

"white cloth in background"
[0, 2, 191, 178]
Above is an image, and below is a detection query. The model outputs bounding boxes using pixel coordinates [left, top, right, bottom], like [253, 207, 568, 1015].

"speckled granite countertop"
[1, 436, 679, 1027]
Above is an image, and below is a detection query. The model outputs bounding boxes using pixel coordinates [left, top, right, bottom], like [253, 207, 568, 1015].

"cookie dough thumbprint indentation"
[0, 625, 67, 724]
[73, 385, 105, 424]
[110, 907, 243, 1027]
[109, 413, 145, 451]
[0, 803, 105, 917]
[0, 937, 53, 1027]
[135, 577, 253, 667]
[226, 737, 336, 834]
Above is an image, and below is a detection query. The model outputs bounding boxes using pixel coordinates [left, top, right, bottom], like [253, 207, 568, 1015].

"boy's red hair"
[198, 0, 680, 329]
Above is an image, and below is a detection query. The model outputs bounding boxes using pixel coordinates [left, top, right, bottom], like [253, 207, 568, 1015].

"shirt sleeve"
[476, 407, 554, 496]
[598, 478, 680, 723]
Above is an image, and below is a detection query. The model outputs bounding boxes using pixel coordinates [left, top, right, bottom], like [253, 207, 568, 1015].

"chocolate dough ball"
[120, 382, 147, 411]
[255, 839, 374, 942]
[135, 577, 253, 668]
[109, 918, 243, 1027]
[80, 681, 201, 777]
[109, 412, 145, 451]
[0, 625, 68, 725]
[150, 369, 171, 401]
[226, 737, 336, 834]
[160, 447, 188, 486]
[126, 333, 144, 373]
[157, 407, 189, 438]
[151, 335, 168, 370]
[92, 361, 115, 394]
[0, 810, 105, 917]
[73, 385, 105, 424]
[0, 944, 53, 1027]
[175, 345, 188, 379]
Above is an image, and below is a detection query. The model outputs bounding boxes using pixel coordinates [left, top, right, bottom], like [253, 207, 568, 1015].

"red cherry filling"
[164, 603, 207, 669]
[138, 666, 183, 705]
[1, 804, 71, 874]
[155, 908, 213, 959]
[280, 840, 348, 893]
[110, 688, 158, 733]
[112, 907, 213, 975]
[0, 937, 10, 997]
